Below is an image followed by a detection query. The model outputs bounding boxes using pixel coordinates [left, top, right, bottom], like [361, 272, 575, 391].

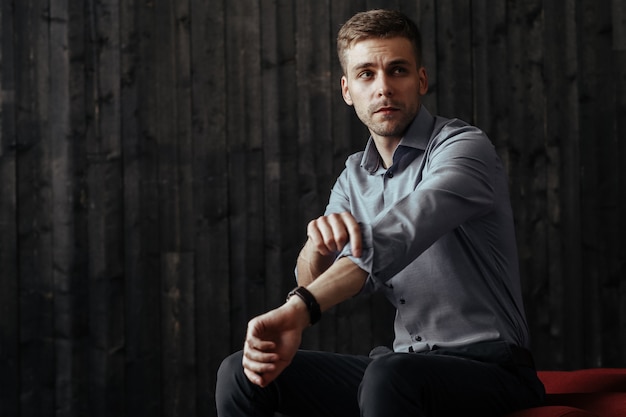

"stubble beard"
[361, 106, 414, 139]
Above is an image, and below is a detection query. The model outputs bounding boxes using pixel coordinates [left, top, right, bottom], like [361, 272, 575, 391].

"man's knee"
[360, 355, 408, 398]
[358, 353, 432, 416]
[360, 353, 422, 392]
[216, 350, 278, 417]
[217, 351, 244, 382]
[215, 351, 245, 404]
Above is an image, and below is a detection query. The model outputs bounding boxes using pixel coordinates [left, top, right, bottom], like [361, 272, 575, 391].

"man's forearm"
[295, 239, 336, 286]
[305, 257, 367, 312]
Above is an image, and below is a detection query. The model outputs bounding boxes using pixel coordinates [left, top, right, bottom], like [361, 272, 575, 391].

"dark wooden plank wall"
[0, 1, 624, 416]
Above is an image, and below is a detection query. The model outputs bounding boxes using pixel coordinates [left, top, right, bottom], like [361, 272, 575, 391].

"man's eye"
[358, 71, 373, 79]
[393, 67, 407, 75]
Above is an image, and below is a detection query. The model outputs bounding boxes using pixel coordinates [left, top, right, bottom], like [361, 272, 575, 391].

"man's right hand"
[306, 212, 362, 258]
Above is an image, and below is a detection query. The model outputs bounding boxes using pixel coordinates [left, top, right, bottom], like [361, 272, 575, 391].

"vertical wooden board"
[86, 166, 126, 417]
[0, 0, 19, 414]
[471, 0, 508, 145]
[162, 253, 196, 417]
[154, 0, 180, 251]
[172, 0, 194, 252]
[67, 0, 90, 414]
[583, 21, 605, 364]
[188, 0, 229, 414]
[613, 0, 626, 51]
[614, 0, 626, 365]
[121, 0, 162, 415]
[48, 0, 84, 415]
[541, 0, 582, 370]
[165, 0, 197, 415]
[504, 0, 551, 364]
[603, 4, 626, 368]
[15, 0, 56, 414]
[152, 0, 197, 415]
[586, 2, 621, 368]
[577, 0, 615, 368]
[616, 50, 626, 366]
[366, 0, 396, 10]
[434, 0, 472, 121]
[84, 0, 125, 414]
[225, 0, 264, 347]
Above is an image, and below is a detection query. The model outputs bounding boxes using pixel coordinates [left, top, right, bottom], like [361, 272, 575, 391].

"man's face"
[341, 37, 428, 141]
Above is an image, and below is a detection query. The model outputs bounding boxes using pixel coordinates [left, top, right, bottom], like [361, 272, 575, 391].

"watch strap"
[287, 286, 321, 325]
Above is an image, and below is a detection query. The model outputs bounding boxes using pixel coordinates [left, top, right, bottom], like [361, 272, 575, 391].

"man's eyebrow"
[351, 62, 374, 72]
[387, 58, 412, 67]
[350, 58, 413, 72]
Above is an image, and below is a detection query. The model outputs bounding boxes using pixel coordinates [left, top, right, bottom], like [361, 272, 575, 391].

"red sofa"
[508, 368, 626, 417]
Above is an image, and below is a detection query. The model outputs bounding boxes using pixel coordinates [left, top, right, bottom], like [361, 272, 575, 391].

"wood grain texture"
[0, 0, 19, 414]
[0, 1, 625, 416]
[189, 0, 229, 414]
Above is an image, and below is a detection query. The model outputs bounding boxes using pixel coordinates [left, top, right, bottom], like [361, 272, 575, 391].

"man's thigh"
[276, 350, 371, 417]
[361, 352, 542, 416]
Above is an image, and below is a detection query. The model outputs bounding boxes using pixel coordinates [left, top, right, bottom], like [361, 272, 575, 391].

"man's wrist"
[286, 286, 322, 325]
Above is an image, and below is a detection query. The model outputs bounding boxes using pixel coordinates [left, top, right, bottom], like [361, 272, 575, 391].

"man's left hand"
[242, 299, 309, 387]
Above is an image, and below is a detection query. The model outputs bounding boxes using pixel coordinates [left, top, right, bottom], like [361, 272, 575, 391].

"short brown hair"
[337, 9, 423, 74]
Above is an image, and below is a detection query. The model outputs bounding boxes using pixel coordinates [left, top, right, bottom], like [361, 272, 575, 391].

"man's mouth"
[374, 106, 399, 115]
[372, 102, 401, 114]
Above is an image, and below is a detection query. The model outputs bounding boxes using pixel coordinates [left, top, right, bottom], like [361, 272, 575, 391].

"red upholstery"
[540, 369, 626, 393]
[507, 406, 598, 417]
[507, 368, 626, 417]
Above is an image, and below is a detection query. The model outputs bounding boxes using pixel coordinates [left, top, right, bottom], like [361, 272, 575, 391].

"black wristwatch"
[286, 286, 321, 325]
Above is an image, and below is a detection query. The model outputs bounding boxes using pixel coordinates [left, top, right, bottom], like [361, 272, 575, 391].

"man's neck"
[372, 136, 402, 169]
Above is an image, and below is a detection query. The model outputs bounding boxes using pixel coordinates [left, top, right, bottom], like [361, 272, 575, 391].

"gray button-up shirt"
[325, 107, 530, 353]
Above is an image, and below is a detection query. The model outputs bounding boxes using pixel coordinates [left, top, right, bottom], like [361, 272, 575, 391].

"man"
[216, 9, 545, 417]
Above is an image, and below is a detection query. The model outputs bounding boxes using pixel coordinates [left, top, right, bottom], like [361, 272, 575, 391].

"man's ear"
[418, 67, 429, 96]
[341, 76, 353, 105]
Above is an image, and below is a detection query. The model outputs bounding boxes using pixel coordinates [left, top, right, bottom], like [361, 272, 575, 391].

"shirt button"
[399, 298, 406, 304]
[387, 171, 394, 178]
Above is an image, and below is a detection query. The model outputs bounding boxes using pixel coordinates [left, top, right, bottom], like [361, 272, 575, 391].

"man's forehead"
[345, 37, 417, 69]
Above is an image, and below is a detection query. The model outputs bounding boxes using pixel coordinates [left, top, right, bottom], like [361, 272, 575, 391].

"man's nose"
[376, 74, 393, 97]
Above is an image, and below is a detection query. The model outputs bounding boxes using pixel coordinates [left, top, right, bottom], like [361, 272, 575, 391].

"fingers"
[244, 321, 278, 364]
[243, 368, 267, 387]
[242, 341, 277, 373]
[242, 332, 278, 387]
[244, 338, 277, 362]
[341, 212, 362, 258]
[307, 212, 362, 257]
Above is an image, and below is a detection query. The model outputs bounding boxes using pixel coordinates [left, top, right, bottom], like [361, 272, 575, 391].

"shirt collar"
[360, 106, 435, 173]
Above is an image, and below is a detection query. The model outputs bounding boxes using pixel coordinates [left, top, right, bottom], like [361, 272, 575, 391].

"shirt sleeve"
[335, 124, 499, 285]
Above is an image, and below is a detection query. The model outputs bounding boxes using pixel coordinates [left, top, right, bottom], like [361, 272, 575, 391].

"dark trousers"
[215, 342, 545, 417]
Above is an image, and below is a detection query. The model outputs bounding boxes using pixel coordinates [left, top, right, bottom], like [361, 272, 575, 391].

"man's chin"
[370, 122, 408, 138]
